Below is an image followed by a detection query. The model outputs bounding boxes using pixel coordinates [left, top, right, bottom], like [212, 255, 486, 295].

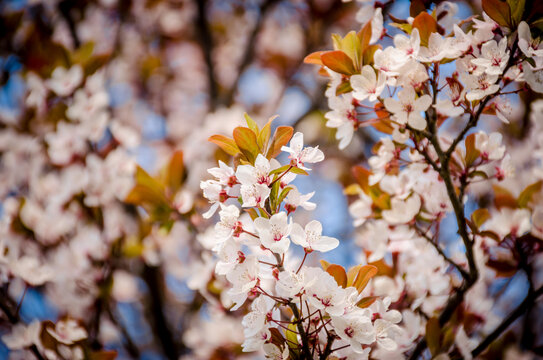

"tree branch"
[195, 0, 219, 111]
[224, 0, 280, 106]
[0, 287, 46, 360]
[471, 286, 543, 358]
[142, 265, 181, 360]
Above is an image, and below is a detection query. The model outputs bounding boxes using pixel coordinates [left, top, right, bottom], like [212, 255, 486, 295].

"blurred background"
[0, 0, 539, 359]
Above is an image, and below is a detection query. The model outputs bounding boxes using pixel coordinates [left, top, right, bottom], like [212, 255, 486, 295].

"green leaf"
[208, 135, 240, 156]
[356, 296, 379, 308]
[71, 41, 95, 64]
[362, 44, 380, 66]
[341, 31, 362, 70]
[244, 113, 259, 134]
[277, 186, 293, 208]
[336, 79, 353, 96]
[267, 126, 294, 159]
[518, 180, 542, 208]
[508, 0, 525, 26]
[125, 166, 168, 206]
[257, 116, 276, 151]
[269, 181, 280, 212]
[471, 208, 491, 228]
[233, 127, 259, 164]
[270, 164, 292, 176]
[320, 50, 357, 75]
[286, 323, 300, 356]
[482, 0, 512, 28]
[426, 317, 441, 356]
[290, 167, 308, 175]
[468, 170, 489, 179]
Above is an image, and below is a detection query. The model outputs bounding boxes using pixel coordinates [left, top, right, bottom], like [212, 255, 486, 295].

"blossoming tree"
[2, 0, 543, 359]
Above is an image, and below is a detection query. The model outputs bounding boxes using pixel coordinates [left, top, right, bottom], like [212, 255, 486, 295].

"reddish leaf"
[326, 264, 348, 288]
[352, 265, 378, 293]
[464, 133, 480, 167]
[493, 184, 518, 209]
[352, 165, 372, 194]
[347, 265, 363, 286]
[321, 50, 357, 75]
[482, 0, 512, 27]
[165, 150, 184, 193]
[412, 12, 438, 46]
[358, 21, 372, 54]
[304, 51, 326, 66]
[266, 126, 293, 159]
[410, 0, 427, 17]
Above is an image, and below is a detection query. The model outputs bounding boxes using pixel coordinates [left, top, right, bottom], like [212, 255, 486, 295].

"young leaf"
[352, 265, 378, 293]
[471, 208, 490, 228]
[304, 51, 326, 66]
[320, 259, 331, 271]
[208, 135, 240, 156]
[358, 22, 373, 54]
[165, 150, 184, 194]
[341, 31, 362, 70]
[493, 184, 518, 209]
[464, 133, 480, 167]
[412, 12, 438, 46]
[352, 166, 372, 194]
[267, 126, 294, 159]
[410, 0, 427, 17]
[286, 322, 300, 356]
[326, 264, 348, 288]
[257, 116, 276, 150]
[518, 180, 543, 208]
[426, 317, 441, 356]
[233, 127, 259, 164]
[244, 113, 259, 134]
[321, 50, 357, 75]
[346, 265, 363, 286]
[482, 0, 512, 28]
[356, 296, 379, 308]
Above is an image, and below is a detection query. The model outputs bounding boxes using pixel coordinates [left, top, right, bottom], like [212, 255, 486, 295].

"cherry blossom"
[290, 220, 339, 253]
[384, 87, 432, 130]
[281, 132, 324, 170]
[351, 65, 386, 102]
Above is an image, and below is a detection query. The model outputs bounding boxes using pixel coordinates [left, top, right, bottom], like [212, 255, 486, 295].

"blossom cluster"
[308, 0, 543, 358]
[201, 118, 402, 359]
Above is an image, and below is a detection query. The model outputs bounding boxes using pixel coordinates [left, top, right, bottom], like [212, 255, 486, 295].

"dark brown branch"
[104, 301, 140, 358]
[273, 254, 312, 359]
[142, 265, 180, 360]
[471, 286, 543, 358]
[0, 287, 46, 360]
[195, 0, 219, 111]
[57, 0, 81, 48]
[224, 0, 280, 106]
